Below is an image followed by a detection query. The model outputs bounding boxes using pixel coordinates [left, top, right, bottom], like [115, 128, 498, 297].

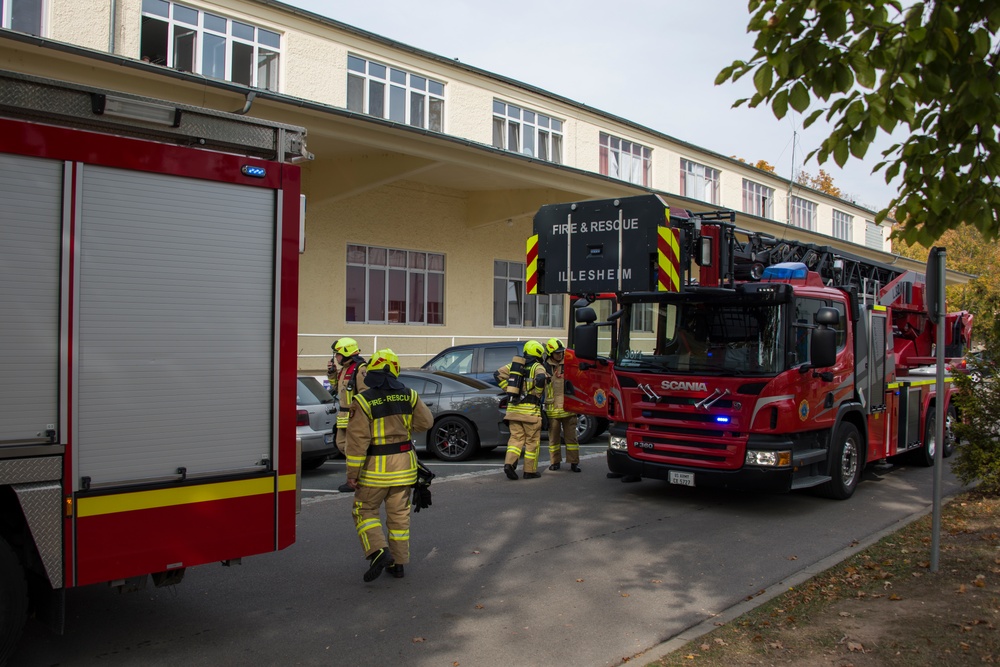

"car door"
[481, 345, 522, 385]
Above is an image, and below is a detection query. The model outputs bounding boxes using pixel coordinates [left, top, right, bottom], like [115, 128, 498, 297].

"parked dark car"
[296, 376, 338, 470]
[397, 369, 507, 462]
[421, 341, 609, 443]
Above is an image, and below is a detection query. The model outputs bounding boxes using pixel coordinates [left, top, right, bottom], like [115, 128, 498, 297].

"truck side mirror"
[810, 307, 839, 368]
[575, 324, 598, 360]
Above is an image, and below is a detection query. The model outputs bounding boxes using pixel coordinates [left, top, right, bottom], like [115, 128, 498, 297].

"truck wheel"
[576, 414, 598, 444]
[430, 416, 479, 462]
[913, 406, 957, 466]
[0, 537, 28, 664]
[819, 422, 863, 500]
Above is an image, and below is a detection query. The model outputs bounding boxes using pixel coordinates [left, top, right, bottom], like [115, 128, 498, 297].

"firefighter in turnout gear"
[330, 337, 368, 493]
[544, 338, 581, 472]
[494, 340, 548, 480]
[345, 349, 433, 582]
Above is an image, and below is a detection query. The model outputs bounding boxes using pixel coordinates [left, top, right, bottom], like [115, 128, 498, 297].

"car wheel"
[302, 457, 327, 471]
[0, 537, 28, 665]
[818, 421, 863, 500]
[429, 416, 479, 462]
[576, 414, 599, 444]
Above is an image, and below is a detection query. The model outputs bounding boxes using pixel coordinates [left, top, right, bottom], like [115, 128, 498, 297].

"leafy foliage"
[718, 1, 1000, 246]
[796, 168, 842, 197]
[952, 367, 1000, 495]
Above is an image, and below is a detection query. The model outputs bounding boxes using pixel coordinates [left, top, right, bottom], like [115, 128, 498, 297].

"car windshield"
[297, 377, 335, 406]
[616, 301, 785, 376]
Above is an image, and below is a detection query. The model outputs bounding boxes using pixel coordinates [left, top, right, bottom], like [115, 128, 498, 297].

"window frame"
[742, 178, 774, 219]
[832, 209, 853, 241]
[493, 260, 563, 329]
[599, 132, 651, 187]
[345, 244, 445, 325]
[679, 158, 721, 205]
[346, 54, 445, 132]
[139, 0, 281, 91]
[492, 100, 563, 164]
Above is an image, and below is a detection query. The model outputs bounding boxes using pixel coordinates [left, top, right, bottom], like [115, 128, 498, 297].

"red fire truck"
[527, 194, 971, 500]
[0, 71, 307, 659]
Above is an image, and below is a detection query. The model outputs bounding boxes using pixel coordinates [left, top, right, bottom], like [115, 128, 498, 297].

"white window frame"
[493, 260, 563, 328]
[599, 132, 651, 186]
[492, 100, 563, 164]
[789, 195, 817, 231]
[139, 0, 281, 91]
[832, 209, 853, 241]
[2, 0, 44, 35]
[680, 159, 720, 205]
[742, 179, 774, 219]
[347, 55, 445, 131]
[345, 245, 445, 325]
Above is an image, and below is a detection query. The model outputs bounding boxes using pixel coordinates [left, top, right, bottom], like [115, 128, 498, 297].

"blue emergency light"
[241, 165, 267, 178]
[761, 262, 809, 280]
[715, 416, 731, 424]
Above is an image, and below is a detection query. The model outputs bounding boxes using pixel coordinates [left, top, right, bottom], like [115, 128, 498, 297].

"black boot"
[338, 481, 354, 493]
[504, 464, 519, 480]
[523, 471, 541, 479]
[387, 564, 405, 579]
[548, 462, 560, 471]
[570, 463, 581, 472]
[363, 548, 394, 582]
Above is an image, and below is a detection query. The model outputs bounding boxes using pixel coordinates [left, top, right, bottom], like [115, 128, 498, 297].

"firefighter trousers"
[352, 484, 412, 564]
[504, 420, 541, 473]
[547, 415, 579, 465]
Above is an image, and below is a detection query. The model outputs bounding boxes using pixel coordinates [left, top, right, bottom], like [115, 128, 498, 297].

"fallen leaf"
[621, 593, 630, 597]
[839, 611, 852, 617]
[683, 655, 696, 660]
[768, 640, 783, 649]
[650, 579, 662, 584]
[889, 594, 902, 601]
[471, 550, 480, 555]
[576, 578, 585, 583]
[958, 584, 967, 594]
[700, 643, 710, 651]
[788, 555, 798, 560]
[847, 640, 864, 652]
[714, 638, 727, 646]
[475, 604, 484, 609]
[412, 637, 426, 643]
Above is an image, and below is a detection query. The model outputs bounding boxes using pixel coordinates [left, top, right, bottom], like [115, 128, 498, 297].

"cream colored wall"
[296, 179, 564, 373]
[49, 0, 109, 50]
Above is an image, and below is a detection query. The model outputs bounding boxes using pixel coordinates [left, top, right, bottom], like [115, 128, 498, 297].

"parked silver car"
[397, 369, 507, 462]
[297, 376, 338, 470]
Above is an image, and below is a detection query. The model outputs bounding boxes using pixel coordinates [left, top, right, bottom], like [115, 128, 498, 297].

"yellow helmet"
[546, 338, 565, 355]
[522, 340, 545, 359]
[332, 337, 360, 357]
[368, 349, 400, 377]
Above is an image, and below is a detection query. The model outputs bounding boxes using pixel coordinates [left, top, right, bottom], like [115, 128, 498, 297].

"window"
[2, 0, 43, 35]
[345, 245, 444, 324]
[347, 55, 444, 131]
[790, 298, 847, 367]
[789, 195, 817, 231]
[832, 209, 853, 241]
[865, 220, 884, 249]
[742, 179, 774, 219]
[493, 261, 563, 328]
[679, 159, 720, 204]
[492, 100, 563, 164]
[599, 133, 651, 186]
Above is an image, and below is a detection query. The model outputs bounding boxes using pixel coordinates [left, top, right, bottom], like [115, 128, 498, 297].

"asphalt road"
[12, 443, 966, 666]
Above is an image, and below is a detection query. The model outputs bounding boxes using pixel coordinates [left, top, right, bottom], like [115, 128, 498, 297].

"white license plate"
[324, 433, 334, 445]
[668, 471, 695, 487]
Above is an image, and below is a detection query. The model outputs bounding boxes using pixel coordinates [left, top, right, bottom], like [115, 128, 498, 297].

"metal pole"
[930, 248, 946, 573]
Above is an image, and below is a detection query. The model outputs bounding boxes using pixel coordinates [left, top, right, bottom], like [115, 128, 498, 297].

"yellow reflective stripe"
[872, 304, 887, 312]
[77, 476, 289, 518]
[346, 455, 366, 466]
[525, 449, 539, 462]
[336, 415, 349, 428]
[388, 529, 409, 541]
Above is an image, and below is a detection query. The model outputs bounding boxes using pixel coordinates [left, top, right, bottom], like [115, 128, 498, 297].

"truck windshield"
[616, 301, 785, 375]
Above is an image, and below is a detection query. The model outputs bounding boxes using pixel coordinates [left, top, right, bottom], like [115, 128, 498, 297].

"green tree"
[717, 1, 1000, 246]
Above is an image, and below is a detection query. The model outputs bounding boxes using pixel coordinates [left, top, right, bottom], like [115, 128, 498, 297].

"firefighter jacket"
[544, 358, 574, 419]
[497, 360, 547, 424]
[334, 355, 368, 430]
[345, 385, 433, 488]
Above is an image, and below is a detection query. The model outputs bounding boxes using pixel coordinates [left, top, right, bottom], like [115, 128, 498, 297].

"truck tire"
[912, 406, 957, 467]
[0, 537, 28, 664]
[429, 416, 479, 462]
[576, 414, 598, 444]
[818, 422, 863, 500]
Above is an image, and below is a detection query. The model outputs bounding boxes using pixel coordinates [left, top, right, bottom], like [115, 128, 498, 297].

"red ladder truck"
[527, 194, 971, 499]
[0, 70, 308, 659]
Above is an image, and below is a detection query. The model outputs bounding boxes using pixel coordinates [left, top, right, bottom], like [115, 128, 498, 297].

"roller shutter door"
[77, 166, 276, 484]
[0, 154, 62, 446]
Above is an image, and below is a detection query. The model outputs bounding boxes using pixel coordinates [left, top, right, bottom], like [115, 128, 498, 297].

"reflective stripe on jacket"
[345, 386, 433, 488]
[544, 360, 573, 418]
[504, 361, 547, 419]
[336, 357, 367, 429]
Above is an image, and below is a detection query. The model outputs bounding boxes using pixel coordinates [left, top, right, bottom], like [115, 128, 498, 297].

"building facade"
[1, 0, 902, 372]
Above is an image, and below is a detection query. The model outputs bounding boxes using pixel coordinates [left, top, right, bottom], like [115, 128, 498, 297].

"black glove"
[412, 484, 432, 512]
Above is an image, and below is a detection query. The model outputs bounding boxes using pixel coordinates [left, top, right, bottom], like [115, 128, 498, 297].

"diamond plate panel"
[0, 456, 61, 484]
[15, 482, 63, 587]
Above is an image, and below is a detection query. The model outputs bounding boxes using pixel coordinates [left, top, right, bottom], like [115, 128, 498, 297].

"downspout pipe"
[108, 0, 116, 54]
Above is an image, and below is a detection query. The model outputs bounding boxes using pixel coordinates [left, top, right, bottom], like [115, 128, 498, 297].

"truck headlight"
[745, 450, 792, 467]
[609, 436, 628, 451]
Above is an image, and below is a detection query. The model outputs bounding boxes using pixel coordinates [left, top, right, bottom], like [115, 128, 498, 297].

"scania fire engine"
[527, 194, 971, 500]
[0, 71, 308, 660]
